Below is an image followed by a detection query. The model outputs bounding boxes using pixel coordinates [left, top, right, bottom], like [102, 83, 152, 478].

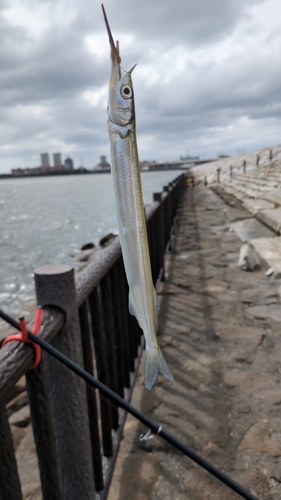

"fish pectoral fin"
[144, 348, 173, 390]
[154, 288, 160, 310]
[129, 289, 138, 318]
[129, 289, 144, 329]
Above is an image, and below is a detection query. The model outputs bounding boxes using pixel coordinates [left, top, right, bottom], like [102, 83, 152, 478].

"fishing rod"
[0, 308, 259, 500]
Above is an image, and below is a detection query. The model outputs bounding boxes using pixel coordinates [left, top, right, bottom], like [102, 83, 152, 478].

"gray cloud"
[104, 0, 264, 46]
[0, 0, 280, 172]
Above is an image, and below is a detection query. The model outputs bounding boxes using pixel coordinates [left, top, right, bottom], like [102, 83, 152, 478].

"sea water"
[0, 171, 181, 332]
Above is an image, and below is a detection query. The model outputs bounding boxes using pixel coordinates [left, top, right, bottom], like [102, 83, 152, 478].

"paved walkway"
[108, 186, 281, 500]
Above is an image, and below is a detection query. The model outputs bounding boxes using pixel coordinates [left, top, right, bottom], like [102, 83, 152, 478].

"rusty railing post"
[153, 192, 165, 281]
[217, 168, 221, 183]
[26, 364, 63, 500]
[78, 300, 104, 492]
[0, 402, 23, 500]
[163, 185, 172, 229]
[34, 265, 95, 500]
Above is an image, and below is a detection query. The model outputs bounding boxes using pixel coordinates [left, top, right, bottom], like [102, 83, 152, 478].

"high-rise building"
[65, 157, 74, 170]
[41, 153, 50, 169]
[53, 153, 62, 169]
[99, 156, 110, 168]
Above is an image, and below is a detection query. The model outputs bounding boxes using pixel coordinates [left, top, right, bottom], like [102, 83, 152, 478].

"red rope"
[2, 307, 43, 369]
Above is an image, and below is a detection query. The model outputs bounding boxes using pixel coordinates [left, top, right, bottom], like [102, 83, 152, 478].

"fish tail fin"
[144, 348, 174, 390]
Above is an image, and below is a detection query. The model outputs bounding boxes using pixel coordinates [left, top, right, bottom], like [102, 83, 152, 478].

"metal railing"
[0, 173, 186, 500]
[203, 148, 280, 186]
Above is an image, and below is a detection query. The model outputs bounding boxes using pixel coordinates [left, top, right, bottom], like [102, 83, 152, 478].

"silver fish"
[102, 5, 173, 390]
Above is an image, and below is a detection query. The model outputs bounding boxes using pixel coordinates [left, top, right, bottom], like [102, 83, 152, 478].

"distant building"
[11, 167, 40, 176]
[100, 155, 108, 166]
[95, 155, 110, 170]
[53, 152, 63, 170]
[29, 167, 40, 174]
[41, 153, 50, 170]
[65, 157, 74, 170]
[11, 168, 24, 176]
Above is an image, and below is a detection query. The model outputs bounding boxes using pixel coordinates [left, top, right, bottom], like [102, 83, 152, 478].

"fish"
[102, 5, 173, 390]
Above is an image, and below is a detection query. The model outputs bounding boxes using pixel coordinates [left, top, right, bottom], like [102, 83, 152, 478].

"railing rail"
[0, 172, 186, 500]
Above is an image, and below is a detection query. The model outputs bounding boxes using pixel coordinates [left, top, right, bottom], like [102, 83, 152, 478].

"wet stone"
[234, 402, 251, 413]
[9, 405, 30, 428]
[11, 425, 29, 451]
[240, 288, 277, 304]
[238, 423, 281, 457]
[223, 369, 281, 404]
[16, 428, 42, 500]
[268, 462, 281, 482]
[6, 391, 28, 417]
[246, 305, 281, 322]
[215, 326, 264, 348]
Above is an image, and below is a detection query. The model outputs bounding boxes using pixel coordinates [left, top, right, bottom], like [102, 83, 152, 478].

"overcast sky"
[0, 0, 280, 173]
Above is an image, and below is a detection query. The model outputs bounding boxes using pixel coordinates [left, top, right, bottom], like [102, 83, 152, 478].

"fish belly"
[109, 132, 173, 389]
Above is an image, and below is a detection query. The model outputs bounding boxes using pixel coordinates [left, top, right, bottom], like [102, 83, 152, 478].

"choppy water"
[0, 171, 181, 334]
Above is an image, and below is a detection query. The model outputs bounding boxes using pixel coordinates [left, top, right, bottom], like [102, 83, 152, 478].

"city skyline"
[10, 151, 75, 176]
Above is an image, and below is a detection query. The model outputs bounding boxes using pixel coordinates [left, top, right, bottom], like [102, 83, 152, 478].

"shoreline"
[0, 166, 188, 180]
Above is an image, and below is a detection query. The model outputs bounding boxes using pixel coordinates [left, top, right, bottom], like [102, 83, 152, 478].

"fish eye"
[120, 85, 132, 99]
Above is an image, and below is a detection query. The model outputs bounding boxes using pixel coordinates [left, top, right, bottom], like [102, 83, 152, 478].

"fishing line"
[0, 308, 259, 500]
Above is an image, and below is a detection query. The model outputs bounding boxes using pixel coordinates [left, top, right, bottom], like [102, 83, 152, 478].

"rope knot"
[2, 307, 43, 369]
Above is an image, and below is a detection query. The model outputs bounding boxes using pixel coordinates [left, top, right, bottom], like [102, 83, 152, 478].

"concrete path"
[108, 187, 281, 500]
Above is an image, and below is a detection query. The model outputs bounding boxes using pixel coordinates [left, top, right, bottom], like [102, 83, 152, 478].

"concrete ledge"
[231, 218, 275, 242]
[224, 207, 251, 222]
[263, 188, 281, 206]
[248, 236, 281, 278]
[256, 208, 281, 234]
[242, 198, 275, 215]
[223, 186, 245, 200]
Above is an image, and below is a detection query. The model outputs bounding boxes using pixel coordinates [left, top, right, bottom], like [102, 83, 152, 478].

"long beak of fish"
[101, 4, 121, 65]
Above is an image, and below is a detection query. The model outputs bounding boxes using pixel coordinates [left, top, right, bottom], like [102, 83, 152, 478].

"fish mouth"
[101, 4, 121, 64]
